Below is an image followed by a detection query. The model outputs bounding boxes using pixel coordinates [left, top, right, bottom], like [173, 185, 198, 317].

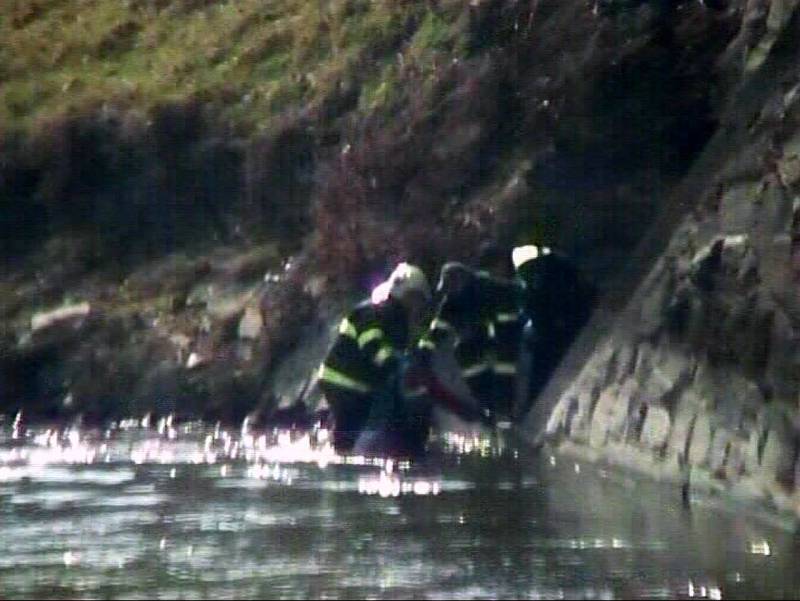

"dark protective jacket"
[514, 252, 594, 416]
[515, 253, 592, 344]
[419, 266, 524, 420]
[319, 296, 421, 454]
[319, 297, 409, 396]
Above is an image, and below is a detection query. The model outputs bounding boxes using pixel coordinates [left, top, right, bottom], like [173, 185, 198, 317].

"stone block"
[589, 384, 630, 448]
[668, 401, 697, 461]
[709, 428, 733, 473]
[720, 183, 760, 234]
[575, 355, 609, 393]
[760, 424, 797, 482]
[795, 454, 800, 491]
[617, 377, 640, 408]
[638, 271, 673, 336]
[688, 413, 712, 466]
[765, 310, 800, 401]
[692, 362, 718, 411]
[238, 306, 263, 340]
[778, 155, 800, 189]
[570, 389, 596, 439]
[633, 342, 655, 383]
[31, 302, 91, 332]
[641, 405, 671, 450]
[617, 343, 638, 378]
[743, 427, 764, 475]
[545, 395, 574, 437]
[649, 347, 690, 397]
[762, 182, 793, 236]
[726, 437, 747, 480]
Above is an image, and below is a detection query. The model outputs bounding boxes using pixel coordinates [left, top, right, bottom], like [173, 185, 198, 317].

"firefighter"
[511, 244, 594, 417]
[317, 262, 432, 454]
[418, 255, 524, 425]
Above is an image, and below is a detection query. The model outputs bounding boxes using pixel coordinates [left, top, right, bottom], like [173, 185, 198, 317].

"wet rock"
[30, 302, 91, 332]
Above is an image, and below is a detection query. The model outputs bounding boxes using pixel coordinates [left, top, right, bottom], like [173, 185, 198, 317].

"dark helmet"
[478, 241, 514, 277]
[435, 262, 476, 296]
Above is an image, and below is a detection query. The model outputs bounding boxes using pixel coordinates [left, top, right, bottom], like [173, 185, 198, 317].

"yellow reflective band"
[318, 365, 370, 393]
[431, 318, 455, 333]
[418, 339, 436, 350]
[374, 346, 394, 366]
[496, 312, 519, 323]
[338, 318, 358, 339]
[358, 327, 384, 349]
[494, 362, 517, 375]
[462, 362, 489, 378]
[486, 322, 496, 339]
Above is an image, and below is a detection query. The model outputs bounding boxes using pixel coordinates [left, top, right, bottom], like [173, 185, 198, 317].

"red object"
[405, 365, 482, 422]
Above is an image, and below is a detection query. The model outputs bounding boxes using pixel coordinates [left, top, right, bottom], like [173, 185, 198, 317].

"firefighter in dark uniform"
[418, 259, 524, 425]
[511, 245, 594, 418]
[317, 263, 432, 454]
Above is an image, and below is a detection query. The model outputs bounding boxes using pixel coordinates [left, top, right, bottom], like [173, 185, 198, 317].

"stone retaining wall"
[539, 0, 800, 524]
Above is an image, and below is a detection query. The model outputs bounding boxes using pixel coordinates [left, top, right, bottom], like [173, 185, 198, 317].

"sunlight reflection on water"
[0, 418, 798, 599]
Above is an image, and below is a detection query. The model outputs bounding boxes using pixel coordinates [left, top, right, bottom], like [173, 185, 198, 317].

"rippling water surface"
[1, 418, 799, 600]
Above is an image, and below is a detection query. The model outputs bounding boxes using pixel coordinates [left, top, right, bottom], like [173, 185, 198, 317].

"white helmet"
[373, 262, 431, 304]
[511, 244, 551, 270]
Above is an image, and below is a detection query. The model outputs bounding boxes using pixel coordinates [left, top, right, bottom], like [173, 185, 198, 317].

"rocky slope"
[532, 0, 800, 523]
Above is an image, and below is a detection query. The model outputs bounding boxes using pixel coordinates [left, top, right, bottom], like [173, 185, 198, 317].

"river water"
[1, 419, 798, 600]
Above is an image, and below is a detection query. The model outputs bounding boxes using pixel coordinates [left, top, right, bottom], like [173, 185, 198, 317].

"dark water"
[1, 420, 799, 600]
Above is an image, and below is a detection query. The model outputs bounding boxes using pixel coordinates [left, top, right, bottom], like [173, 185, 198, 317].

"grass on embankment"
[0, 0, 468, 135]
